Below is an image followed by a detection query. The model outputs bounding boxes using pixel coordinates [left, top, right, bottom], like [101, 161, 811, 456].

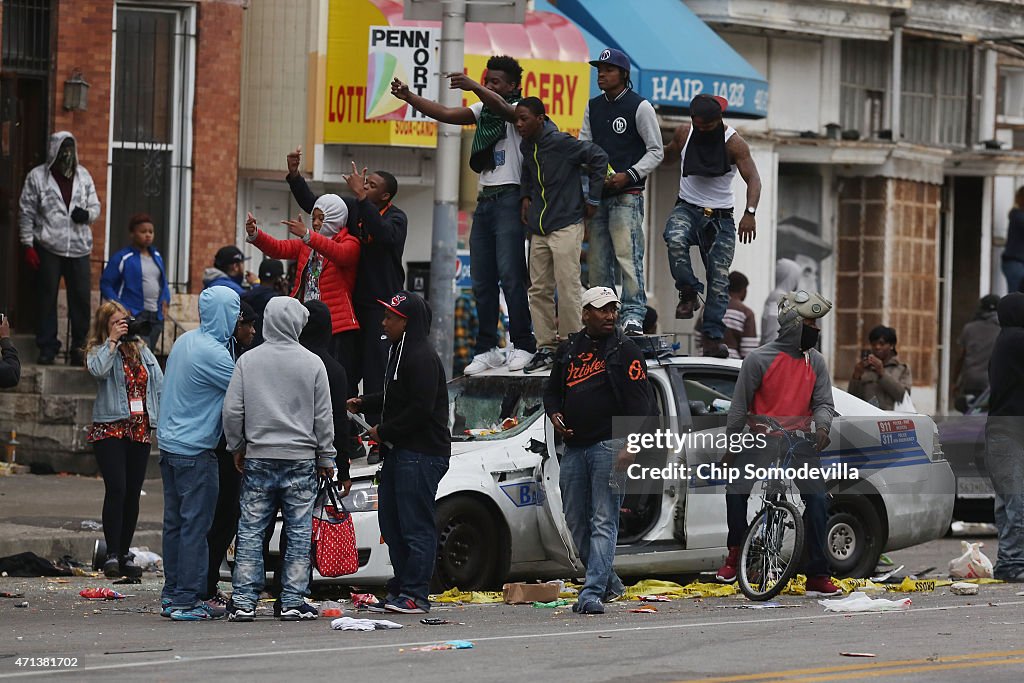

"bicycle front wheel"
[738, 500, 805, 601]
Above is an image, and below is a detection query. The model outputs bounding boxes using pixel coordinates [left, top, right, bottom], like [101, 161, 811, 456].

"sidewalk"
[0, 473, 164, 564]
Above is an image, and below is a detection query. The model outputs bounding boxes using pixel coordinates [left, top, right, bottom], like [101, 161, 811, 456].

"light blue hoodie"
[157, 286, 240, 455]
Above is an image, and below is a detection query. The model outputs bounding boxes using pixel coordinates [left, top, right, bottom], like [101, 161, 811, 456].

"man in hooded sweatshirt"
[717, 290, 841, 597]
[223, 297, 337, 622]
[347, 291, 450, 614]
[18, 131, 101, 366]
[985, 293, 1024, 582]
[202, 246, 250, 295]
[157, 286, 239, 621]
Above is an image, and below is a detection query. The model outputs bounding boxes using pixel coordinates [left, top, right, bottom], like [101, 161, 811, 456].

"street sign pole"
[428, 0, 466, 379]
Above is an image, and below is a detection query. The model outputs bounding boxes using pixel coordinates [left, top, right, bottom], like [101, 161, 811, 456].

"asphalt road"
[2, 536, 1023, 682]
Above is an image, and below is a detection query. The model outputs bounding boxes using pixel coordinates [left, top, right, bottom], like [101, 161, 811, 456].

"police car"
[293, 352, 955, 587]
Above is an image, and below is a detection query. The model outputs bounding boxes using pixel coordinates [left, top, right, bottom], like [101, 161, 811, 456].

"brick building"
[0, 0, 245, 355]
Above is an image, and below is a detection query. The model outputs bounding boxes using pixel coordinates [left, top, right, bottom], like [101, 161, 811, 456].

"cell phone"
[860, 349, 871, 361]
[553, 414, 566, 429]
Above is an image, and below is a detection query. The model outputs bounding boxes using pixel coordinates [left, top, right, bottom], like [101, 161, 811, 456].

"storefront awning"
[553, 0, 769, 118]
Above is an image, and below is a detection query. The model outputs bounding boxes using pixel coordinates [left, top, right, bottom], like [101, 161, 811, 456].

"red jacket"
[251, 229, 360, 333]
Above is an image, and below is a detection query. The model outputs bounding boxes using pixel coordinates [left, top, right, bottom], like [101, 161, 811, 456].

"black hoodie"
[300, 301, 353, 480]
[988, 293, 1024, 428]
[359, 292, 450, 457]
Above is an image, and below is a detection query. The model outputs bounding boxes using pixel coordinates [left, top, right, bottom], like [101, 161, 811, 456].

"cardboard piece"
[502, 582, 560, 604]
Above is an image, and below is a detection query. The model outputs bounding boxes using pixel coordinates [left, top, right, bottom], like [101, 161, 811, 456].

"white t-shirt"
[470, 101, 523, 187]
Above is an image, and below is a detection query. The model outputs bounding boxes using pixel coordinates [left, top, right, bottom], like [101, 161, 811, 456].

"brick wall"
[188, 0, 244, 292]
[52, 0, 115, 286]
[834, 177, 940, 388]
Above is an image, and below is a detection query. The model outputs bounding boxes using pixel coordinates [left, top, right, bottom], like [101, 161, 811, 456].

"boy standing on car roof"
[718, 290, 841, 597]
[544, 286, 655, 615]
[347, 291, 451, 614]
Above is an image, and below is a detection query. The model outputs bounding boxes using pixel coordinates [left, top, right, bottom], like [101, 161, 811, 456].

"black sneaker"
[102, 555, 121, 578]
[702, 341, 729, 359]
[622, 319, 644, 337]
[384, 597, 427, 614]
[523, 348, 554, 374]
[675, 287, 701, 319]
[279, 602, 319, 621]
[119, 555, 143, 578]
[227, 603, 255, 622]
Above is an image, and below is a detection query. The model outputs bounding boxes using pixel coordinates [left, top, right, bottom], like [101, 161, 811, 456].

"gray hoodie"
[222, 296, 336, 467]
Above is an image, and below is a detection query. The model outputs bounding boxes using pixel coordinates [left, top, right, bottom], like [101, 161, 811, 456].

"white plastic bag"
[948, 540, 994, 579]
[893, 391, 916, 413]
[818, 591, 911, 612]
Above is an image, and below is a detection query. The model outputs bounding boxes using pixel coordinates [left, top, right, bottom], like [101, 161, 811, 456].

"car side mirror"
[527, 438, 546, 454]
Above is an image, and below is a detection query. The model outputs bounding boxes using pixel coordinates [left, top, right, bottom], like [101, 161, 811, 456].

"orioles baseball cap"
[589, 47, 631, 73]
[582, 286, 620, 309]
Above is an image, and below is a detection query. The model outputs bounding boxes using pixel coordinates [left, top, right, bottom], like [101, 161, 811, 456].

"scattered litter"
[504, 582, 561, 604]
[950, 582, 979, 596]
[629, 607, 658, 613]
[950, 521, 998, 536]
[885, 578, 935, 593]
[421, 618, 463, 625]
[624, 579, 736, 600]
[113, 577, 141, 585]
[46, 578, 70, 584]
[532, 599, 571, 609]
[637, 595, 671, 602]
[79, 587, 129, 600]
[330, 617, 402, 631]
[80, 520, 103, 530]
[403, 640, 474, 652]
[598, 635, 612, 639]
[0, 591, 24, 598]
[127, 548, 162, 572]
[870, 565, 904, 582]
[430, 588, 503, 604]
[840, 652, 876, 658]
[350, 593, 379, 608]
[818, 591, 911, 613]
[320, 600, 343, 618]
[949, 541, 994, 579]
[725, 602, 798, 609]
[877, 554, 894, 566]
[15, 601, 28, 608]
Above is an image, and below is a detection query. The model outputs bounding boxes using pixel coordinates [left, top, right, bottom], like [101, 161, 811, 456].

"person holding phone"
[848, 325, 912, 411]
[0, 314, 21, 389]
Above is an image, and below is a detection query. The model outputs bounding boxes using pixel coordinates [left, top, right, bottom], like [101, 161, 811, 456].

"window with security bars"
[900, 39, 980, 148]
[839, 40, 889, 139]
[108, 4, 195, 289]
[2, 0, 52, 77]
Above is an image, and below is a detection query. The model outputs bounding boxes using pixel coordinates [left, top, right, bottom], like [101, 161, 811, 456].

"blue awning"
[553, 0, 769, 118]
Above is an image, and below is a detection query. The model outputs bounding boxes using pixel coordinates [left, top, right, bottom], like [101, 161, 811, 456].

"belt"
[477, 184, 519, 201]
[676, 197, 733, 217]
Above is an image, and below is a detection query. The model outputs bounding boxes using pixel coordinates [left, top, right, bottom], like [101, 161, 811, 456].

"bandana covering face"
[55, 141, 76, 179]
[682, 95, 730, 178]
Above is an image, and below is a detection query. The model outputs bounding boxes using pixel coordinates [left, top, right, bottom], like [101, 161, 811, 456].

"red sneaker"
[715, 546, 740, 583]
[805, 576, 841, 596]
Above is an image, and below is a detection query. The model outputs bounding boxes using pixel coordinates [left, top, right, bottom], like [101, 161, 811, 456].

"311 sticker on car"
[878, 418, 918, 448]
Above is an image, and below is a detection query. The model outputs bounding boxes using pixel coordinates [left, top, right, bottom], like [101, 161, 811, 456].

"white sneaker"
[464, 348, 507, 375]
[507, 348, 535, 372]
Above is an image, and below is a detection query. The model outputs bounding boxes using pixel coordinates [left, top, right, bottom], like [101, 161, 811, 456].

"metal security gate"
[108, 4, 194, 290]
[0, 0, 52, 323]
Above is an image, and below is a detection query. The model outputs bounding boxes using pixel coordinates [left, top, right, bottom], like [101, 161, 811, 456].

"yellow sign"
[324, 0, 589, 146]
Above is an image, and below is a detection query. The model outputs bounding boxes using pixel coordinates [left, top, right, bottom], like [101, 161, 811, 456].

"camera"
[125, 316, 152, 340]
[860, 349, 871, 361]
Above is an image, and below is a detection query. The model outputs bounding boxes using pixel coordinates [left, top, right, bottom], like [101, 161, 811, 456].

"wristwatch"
[745, 207, 757, 216]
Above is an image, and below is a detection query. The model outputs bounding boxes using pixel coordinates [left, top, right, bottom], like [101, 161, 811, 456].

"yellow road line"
[671, 649, 1024, 683]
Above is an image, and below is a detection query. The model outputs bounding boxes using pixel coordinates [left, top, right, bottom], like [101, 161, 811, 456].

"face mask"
[799, 325, 820, 352]
[55, 144, 76, 179]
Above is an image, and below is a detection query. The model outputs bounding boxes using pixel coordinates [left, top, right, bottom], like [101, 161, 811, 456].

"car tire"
[827, 497, 884, 578]
[434, 496, 503, 591]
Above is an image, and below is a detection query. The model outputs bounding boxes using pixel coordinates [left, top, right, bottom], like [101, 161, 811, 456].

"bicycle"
[737, 416, 817, 601]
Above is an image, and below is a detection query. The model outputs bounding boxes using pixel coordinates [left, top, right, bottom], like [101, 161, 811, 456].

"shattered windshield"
[448, 375, 546, 441]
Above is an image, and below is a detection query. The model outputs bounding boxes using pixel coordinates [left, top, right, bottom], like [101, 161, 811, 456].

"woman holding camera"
[848, 325, 912, 411]
[86, 302, 164, 577]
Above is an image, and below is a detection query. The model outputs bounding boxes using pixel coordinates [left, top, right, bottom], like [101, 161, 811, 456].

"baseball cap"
[980, 294, 1000, 312]
[238, 300, 258, 324]
[214, 245, 247, 269]
[258, 258, 284, 281]
[582, 286, 620, 310]
[690, 93, 729, 118]
[589, 47, 630, 72]
[377, 290, 415, 319]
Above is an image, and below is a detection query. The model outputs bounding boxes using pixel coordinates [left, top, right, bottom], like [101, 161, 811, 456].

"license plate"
[957, 477, 993, 496]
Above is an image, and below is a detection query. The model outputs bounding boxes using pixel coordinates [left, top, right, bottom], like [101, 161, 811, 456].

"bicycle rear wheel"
[738, 500, 805, 601]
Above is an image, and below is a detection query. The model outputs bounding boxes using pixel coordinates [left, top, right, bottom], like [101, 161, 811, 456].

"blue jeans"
[588, 193, 647, 324]
[725, 437, 830, 577]
[377, 449, 450, 605]
[559, 439, 626, 605]
[663, 200, 736, 340]
[231, 459, 318, 610]
[471, 189, 536, 354]
[985, 427, 1024, 580]
[1003, 258, 1024, 294]
[160, 450, 219, 609]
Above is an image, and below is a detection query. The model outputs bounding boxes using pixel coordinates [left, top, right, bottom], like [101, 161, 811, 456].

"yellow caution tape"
[623, 578, 737, 599]
[428, 588, 504, 604]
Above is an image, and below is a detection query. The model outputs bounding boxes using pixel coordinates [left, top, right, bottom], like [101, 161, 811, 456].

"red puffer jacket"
[250, 228, 360, 333]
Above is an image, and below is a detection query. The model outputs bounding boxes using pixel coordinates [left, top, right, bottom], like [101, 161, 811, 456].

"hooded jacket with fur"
[727, 307, 835, 436]
[359, 293, 450, 457]
[222, 297, 336, 468]
[18, 131, 101, 258]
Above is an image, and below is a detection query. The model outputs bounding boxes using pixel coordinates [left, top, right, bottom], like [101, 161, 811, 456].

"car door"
[669, 365, 740, 549]
[535, 418, 584, 572]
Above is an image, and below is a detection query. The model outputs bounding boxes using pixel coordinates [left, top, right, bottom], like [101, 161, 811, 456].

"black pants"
[93, 438, 150, 558]
[330, 329, 359, 390]
[37, 248, 91, 358]
[205, 449, 241, 599]
[352, 304, 389, 423]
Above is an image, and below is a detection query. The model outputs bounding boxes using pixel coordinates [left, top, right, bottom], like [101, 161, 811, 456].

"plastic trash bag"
[948, 540, 994, 579]
[818, 591, 911, 612]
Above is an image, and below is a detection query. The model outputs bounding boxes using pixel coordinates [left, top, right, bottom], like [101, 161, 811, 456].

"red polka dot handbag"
[311, 479, 358, 577]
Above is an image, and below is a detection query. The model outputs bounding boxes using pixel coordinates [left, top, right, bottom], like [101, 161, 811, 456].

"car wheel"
[434, 496, 501, 590]
[827, 497, 884, 578]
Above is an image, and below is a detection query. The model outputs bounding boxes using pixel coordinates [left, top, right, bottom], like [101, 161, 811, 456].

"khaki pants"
[528, 222, 583, 350]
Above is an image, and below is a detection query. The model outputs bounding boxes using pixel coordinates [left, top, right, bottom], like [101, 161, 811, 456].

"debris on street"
[818, 591, 912, 612]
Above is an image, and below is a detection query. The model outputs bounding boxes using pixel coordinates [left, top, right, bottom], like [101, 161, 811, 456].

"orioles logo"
[628, 359, 647, 381]
[389, 293, 407, 307]
[577, 352, 593, 362]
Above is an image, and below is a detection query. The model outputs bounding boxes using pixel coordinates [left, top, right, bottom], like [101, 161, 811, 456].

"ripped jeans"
[663, 199, 736, 340]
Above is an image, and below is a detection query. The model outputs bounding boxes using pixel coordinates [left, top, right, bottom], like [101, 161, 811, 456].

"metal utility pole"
[428, 0, 466, 379]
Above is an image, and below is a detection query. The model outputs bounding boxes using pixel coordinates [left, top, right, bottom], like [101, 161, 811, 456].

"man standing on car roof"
[544, 286, 655, 615]
[580, 48, 664, 337]
[718, 290, 841, 597]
